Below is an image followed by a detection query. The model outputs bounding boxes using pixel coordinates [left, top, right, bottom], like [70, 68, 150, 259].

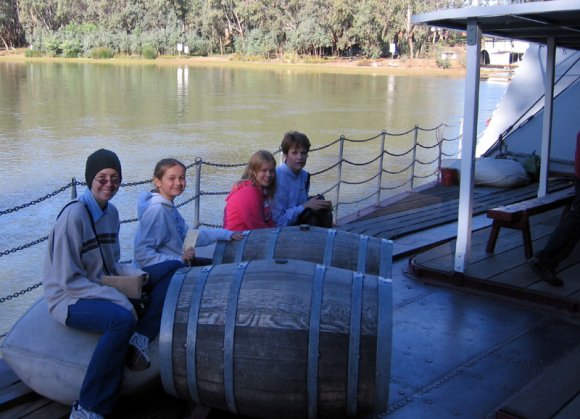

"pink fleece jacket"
[223, 180, 275, 231]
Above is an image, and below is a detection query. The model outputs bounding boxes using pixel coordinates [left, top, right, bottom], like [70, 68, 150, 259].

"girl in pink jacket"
[223, 150, 277, 231]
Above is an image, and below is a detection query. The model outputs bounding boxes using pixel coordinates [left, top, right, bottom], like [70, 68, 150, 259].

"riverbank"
[0, 48, 467, 78]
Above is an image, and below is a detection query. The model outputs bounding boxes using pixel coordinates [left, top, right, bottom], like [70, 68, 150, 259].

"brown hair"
[280, 131, 311, 155]
[240, 150, 276, 199]
[152, 158, 186, 192]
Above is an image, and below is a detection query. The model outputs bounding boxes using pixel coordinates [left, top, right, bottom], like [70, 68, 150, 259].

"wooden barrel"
[211, 225, 393, 277]
[159, 259, 391, 419]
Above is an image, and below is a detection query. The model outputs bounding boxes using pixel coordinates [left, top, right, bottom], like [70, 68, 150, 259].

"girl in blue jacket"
[134, 158, 242, 269]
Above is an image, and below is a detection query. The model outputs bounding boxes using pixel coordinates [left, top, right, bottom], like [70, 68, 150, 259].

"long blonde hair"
[240, 150, 276, 199]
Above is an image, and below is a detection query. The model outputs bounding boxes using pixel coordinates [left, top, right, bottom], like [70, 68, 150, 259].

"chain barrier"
[0, 182, 74, 216]
[340, 172, 382, 186]
[0, 236, 49, 259]
[417, 124, 446, 132]
[415, 155, 442, 166]
[0, 128, 461, 317]
[310, 138, 342, 152]
[384, 148, 415, 158]
[342, 134, 383, 143]
[0, 282, 42, 304]
[343, 153, 383, 167]
[338, 190, 379, 206]
[309, 160, 343, 176]
[414, 170, 440, 179]
[381, 178, 414, 190]
[383, 161, 416, 175]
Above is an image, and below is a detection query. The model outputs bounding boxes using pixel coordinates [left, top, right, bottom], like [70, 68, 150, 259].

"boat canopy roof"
[412, 0, 580, 51]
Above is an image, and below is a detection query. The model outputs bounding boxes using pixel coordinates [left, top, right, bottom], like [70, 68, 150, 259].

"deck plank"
[340, 179, 572, 239]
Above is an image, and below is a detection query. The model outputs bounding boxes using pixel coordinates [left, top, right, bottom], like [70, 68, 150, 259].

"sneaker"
[528, 257, 563, 287]
[126, 332, 151, 371]
[70, 401, 104, 419]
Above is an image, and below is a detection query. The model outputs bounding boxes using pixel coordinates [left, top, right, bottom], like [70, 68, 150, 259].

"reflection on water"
[0, 61, 508, 336]
[177, 66, 188, 115]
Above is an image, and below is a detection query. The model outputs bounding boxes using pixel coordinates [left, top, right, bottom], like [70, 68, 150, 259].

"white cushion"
[444, 158, 529, 188]
[1, 298, 159, 405]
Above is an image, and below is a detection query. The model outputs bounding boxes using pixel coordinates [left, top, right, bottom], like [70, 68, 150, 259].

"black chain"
[0, 183, 74, 216]
[0, 281, 42, 304]
[0, 236, 49, 258]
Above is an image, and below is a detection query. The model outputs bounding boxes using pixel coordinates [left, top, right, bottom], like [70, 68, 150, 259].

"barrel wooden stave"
[212, 226, 388, 276]
[162, 259, 388, 419]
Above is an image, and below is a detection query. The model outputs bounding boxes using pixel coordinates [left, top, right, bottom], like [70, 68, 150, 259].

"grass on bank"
[2, 47, 466, 78]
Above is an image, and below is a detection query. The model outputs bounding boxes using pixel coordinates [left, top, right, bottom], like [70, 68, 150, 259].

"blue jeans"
[139, 259, 184, 339]
[65, 260, 183, 414]
[66, 299, 135, 415]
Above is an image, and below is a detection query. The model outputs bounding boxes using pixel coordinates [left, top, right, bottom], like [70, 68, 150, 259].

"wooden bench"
[485, 186, 575, 259]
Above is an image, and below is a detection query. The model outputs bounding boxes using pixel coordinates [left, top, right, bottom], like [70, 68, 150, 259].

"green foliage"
[236, 29, 279, 58]
[24, 48, 43, 57]
[183, 34, 211, 56]
[61, 39, 82, 58]
[90, 47, 114, 59]
[436, 56, 451, 69]
[142, 45, 158, 59]
[44, 36, 62, 57]
[11, 0, 489, 61]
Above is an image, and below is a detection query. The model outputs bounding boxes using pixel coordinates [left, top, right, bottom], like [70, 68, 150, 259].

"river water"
[0, 60, 508, 336]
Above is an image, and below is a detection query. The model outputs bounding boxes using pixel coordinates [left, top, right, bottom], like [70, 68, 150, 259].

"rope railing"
[0, 125, 462, 335]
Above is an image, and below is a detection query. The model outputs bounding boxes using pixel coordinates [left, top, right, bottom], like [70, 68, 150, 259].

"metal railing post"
[377, 131, 386, 206]
[437, 125, 444, 182]
[410, 125, 419, 191]
[334, 135, 345, 223]
[71, 177, 77, 199]
[194, 157, 202, 228]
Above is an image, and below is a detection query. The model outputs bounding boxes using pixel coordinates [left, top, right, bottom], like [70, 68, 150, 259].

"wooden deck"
[410, 205, 580, 312]
[4, 179, 580, 418]
[339, 178, 572, 240]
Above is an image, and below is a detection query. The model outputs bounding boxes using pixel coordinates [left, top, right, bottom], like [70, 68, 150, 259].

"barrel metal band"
[224, 261, 249, 414]
[234, 230, 250, 263]
[379, 239, 393, 279]
[186, 265, 214, 404]
[212, 241, 227, 264]
[323, 229, 337, 266]
[267, 228, 282, 259]
[357, 235, 369, 273]
[347, 272, 364, 417]
[159, 267, 188, 398]
[307, 264, 326, 419]
[375, 277, 392, 413]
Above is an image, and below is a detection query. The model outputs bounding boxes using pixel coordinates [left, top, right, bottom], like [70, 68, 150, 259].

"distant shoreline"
[0, 49, 467, 78]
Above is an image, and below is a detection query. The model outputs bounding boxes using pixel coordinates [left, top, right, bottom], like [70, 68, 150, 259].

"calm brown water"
[0, 60, 507, 334]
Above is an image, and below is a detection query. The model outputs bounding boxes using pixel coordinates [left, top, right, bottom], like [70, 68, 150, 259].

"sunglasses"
[94, 176, 122, 186]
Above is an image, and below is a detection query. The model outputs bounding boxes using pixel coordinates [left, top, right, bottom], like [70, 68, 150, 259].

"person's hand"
[182, 247, 195, 265]
[303, 196, 332, 211]
[230, 232, 245, 241]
